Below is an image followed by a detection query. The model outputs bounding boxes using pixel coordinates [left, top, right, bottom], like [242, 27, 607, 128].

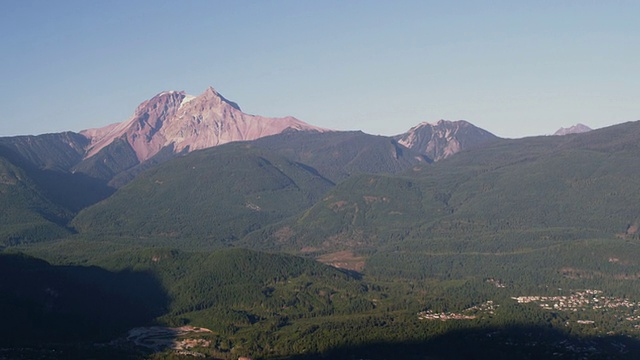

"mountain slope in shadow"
[0, 252, 169, 346]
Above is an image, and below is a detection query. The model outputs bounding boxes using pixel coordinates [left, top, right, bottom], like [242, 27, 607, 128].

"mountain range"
[0, 87, 499, 245]
[2, 87, 492, 184]
[4, 86, 640, 359]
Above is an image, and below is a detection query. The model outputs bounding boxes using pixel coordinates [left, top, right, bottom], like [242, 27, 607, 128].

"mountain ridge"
[1, 87, 502, 188]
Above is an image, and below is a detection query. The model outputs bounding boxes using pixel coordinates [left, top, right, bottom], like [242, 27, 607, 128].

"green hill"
[71, 143, 334, 245]
[7, 243, 406, 357]
[85, 247, 377, 329]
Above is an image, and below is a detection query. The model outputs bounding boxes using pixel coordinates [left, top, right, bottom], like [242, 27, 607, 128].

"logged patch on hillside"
[317, 250, 366, 272]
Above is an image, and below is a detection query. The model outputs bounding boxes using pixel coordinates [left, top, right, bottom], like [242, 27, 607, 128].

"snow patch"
[179, 94, 196, 109]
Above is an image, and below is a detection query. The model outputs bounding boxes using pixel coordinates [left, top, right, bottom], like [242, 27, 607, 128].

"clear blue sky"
[1, 1, 638, 138]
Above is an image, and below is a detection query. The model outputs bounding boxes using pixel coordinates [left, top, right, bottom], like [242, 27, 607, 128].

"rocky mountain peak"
[81, 87, 326, 163]
[394, 119, 499, 161]
[199, 86, 241, 111]
[553, 123, 592, 136]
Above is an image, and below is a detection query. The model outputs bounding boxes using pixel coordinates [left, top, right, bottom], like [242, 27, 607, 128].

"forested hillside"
[0, 156, 74, 245]
[242, 122, 640, 258]
[71, 144, 335, 244]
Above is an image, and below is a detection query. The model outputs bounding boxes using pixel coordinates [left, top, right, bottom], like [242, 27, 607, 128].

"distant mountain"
[553, 123, 592, 136]
[81, 87, 326, 165]
[394, 120, 499, 161]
